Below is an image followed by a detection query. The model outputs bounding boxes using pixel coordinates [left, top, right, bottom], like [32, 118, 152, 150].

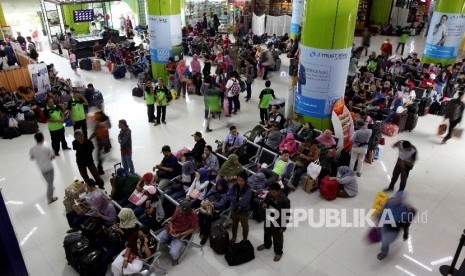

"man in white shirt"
[29, 132, 58, 204]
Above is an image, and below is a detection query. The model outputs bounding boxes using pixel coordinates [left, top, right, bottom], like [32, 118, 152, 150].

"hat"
[143, 185, 157, 195]
[315, 130, 336, 147]
[142, 172, 154, 183]
[161, 145, 171, 152]
[116, 168, 127, 178]
[180, 201, 191, 215]
[118, 208, 138, 229]
[192, 131, 202, 138]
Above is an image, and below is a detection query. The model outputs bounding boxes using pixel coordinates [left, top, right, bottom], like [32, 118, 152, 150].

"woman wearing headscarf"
[165, 159, 195, 201]
[91, 195, 117, 226]
[190, 54, 203, 94]
[175, 60, 190, 98]
[218, 154, 244, 179]
[247, 172, 266, 192]
[291, 138, 319, 188]
[330, 166, 358, 198]
[279, 133, 297, 155]
[383, 90, 403, 123]
[198, 179, 229, 245]
[186, 168, 210, 208]
[316, 130, 338, 177]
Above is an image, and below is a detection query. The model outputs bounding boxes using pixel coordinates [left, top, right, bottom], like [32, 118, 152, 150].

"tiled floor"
[1, 34, 465, 276]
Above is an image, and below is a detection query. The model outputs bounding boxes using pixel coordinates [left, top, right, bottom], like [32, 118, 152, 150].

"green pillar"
[0, 3, 6, 39]
[371, 0, 392, 25]
[147, 0, 182, 81]
[180, 0, 186, 27]
[422, 0, 465, 65]
[295, 0, 359, 130]
[290, 0, 304, 38]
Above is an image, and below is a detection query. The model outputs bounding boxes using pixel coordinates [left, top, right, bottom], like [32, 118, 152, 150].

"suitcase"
[209, 225, 230, 254]
[79, 249, 103, 276]
[391, 112, 408, 132]
[319, 175, 338, 201]
[251, 197, 266, 222]
[274, 58, 281, 71]
[301, 174, 318, 194]
[225, 240, 255, 266]
[18, 120, 38, 134]
[79, 58, 93, 71]
[64, 232, 84, 264]
[113, 66, 126, 79]
[69, 238, 90, 271]
[404, 113, 418, 132]
[92, 59, 101, 71]
[381, 123, 399, 136]
[132, 87, 143, 97]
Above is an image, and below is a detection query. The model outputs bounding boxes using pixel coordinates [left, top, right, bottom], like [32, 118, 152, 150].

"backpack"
[2, 127, 21, 139]
[367, 59, 377, 72]
[230, 80, 241, 96]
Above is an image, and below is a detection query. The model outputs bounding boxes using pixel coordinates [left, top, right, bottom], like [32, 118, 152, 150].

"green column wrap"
[371, 0, 392, 25]
[147, 0, 182, 82]
[295, 0, 359, 130]
[62, 4, 90, 35]
[422, 0, 465, 65]
[0, 3, 6, 39]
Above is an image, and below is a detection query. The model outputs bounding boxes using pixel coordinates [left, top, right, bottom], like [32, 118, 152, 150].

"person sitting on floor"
[330, 166, 358, 198]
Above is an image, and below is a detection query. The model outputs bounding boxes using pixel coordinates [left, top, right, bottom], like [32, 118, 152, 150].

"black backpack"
[2, 127, 21, 139]
[225, 240, 255, 266]
[132, 87, 143, 97]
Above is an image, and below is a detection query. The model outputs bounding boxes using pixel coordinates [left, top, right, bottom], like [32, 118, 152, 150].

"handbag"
[438, 122, 447, 136]
[366, 227, 381, 243]
[189, 189, 201, 199]
[306, 160, 322, 180]
[72, 200, 91, 215]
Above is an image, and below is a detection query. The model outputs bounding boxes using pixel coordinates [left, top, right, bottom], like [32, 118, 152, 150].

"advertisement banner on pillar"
[290, 0, 303, 34]
[148, 14, 182, 63]
[424, 12, 465, 60]
[295, 45, 351, 118]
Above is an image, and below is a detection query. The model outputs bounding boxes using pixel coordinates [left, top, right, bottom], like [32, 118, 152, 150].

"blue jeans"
[165, 188, 186, 201]
[121, 152, 135, 174]
[158, 229, 185, 261]
[66, 211, 92, 229]
[380, 226, 400, 256]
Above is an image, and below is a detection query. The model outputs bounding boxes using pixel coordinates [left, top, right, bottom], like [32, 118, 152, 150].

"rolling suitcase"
[132, 87, 143, 97]
[319, 175, 338, 201]
[225, 240, 255, 266]
[64, 232, 84, 264]
[69, 238, 90, 272]
[79, 58, 92, 71]
[391, 112, 408, 132]
[79, 249, 103, 276]
[18, 120, 38, 134]
[404, 113, 418, 132]
[209, 225, 229, 254]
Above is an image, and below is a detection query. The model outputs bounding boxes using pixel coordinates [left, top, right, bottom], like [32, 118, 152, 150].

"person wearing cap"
[110, 210, 156, 275]
[376, 192, 415, 260]
[154, 78, 169, 126]
[66, 178, 103, 233]
[227, 171, 252, 244]
[118, 119, 135, 174]
[72, 129, 104, 188]
[257, 182, 290, 262]
[111, 167, 141, 205]
[202, 145, 219, 180]
[153, 145, 182, 190]
[67, 89, 89, 138]
[184, 131, 206, 166]
[349, 120, 372, 177]
[157, 201, 198, 266]
[384, 140, 417, 192]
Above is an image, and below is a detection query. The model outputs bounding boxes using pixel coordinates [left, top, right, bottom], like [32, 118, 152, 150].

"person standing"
[442, 91, 465, 144]
[44, 97, 70, 156]
[144, 80, 155, 123]
[257, 182, 290, 262]
[89, 111, 112, 175]
[72, 129, 104, 188]
[68, 89, 89, 138]
[258, 80, 276, 125]
[69, 50, 79, 76]
[349, 120, 372, 177]
[243, 59, 255, 102]
[29, 132, 58, 204]
[118, 119, 135, 174]
[154, 78, 169, 126]
[227, 171, 252, 244]
[384, 140, 417, 192]
[204, 77, 222, 132]
[380, 38, 392, 59]
[396, 29, 409, 56]
[362, 27, 371, 56]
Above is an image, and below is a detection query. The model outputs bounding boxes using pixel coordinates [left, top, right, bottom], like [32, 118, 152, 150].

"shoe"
[98, 170, 105, 175]
[356, 172, 361, 177]
[162, 121, 166, 124]
[154, 122, 160, 126]
[377, 253, 386, 260]
[48, 196, 58, 204]
[225, 115, 231, 117]
[66, 228, 79, 233]
[230, 238, 236, 245]
[383, 187, 393, 192]
[55, 152, 60, 156]
[246, 99, 250, 102]
[200, 237, 207, 245]
[62, 147, 71, 150]
[273, 254, 282, 262]
[206, 128, 213, 133]
[171, 259, 179, 266]
[257, 244, 267, 251]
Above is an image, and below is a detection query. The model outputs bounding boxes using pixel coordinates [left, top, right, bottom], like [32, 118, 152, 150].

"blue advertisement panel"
[424, 12, 465, 60]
